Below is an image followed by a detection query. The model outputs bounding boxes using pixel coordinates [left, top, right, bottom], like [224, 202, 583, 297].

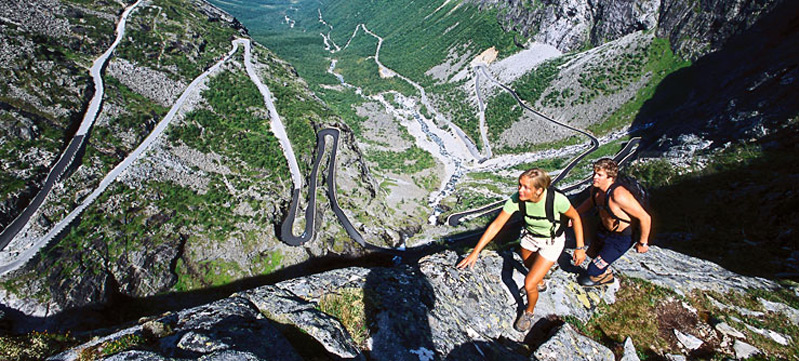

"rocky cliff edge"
[49, 247, 797, 360]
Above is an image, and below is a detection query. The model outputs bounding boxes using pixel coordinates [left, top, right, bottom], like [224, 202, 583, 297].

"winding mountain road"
[237, 39, 303, 191]
[0, 4, 648, 272]
[475, 63, 600, 178]
[279, 129, 369, 247]
[306, 15, 630, 238]
[0, 0, 144, 254]
[361, 25, 482, 162]
[443, 64, 625, 227]
[445, 137, 640, 226]
[0, 37, 252, 275]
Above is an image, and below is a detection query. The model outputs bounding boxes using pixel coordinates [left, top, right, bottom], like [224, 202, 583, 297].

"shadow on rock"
[364, 265, 438, 360]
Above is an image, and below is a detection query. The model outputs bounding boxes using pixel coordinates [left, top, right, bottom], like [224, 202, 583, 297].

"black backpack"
[593, 173, 649, 230]
[519, 186, 567, 239]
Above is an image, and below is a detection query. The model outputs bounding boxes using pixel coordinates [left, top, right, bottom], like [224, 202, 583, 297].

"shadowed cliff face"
[655, 0, 784, 60]
[633, 0, 799, 153]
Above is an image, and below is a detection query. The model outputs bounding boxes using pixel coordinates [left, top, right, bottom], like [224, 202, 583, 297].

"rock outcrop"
[533, 323, 615, 361]
[612, 245, 778, 296]
[469, 0, 782, 59]
[49, 247, 797, 360]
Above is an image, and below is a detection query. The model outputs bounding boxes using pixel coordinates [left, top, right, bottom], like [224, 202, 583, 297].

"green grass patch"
[79, 333, 148, 360]
[431, 81, 481, 150]
[583, 277, 676, 352]
[366, 145, 436, 173]
[0, 172, 28, 199]
[117, 0, 240, 81]
[166, 68, 291, 179]
[0, 331, 77, 361]
[255, 250, 284, 274]
[482, 56, 570, 149]
[588, 37, 692, 135]
[514, 56, 570, 105]
[412, 173, 440, 192]
[314, 87, 369, 136]
[331, 33, 417, 96]
[485, 92, 525, 149]
[567, 276, 799, 360]
[689, 287, 799, 360]
[318, 288, 369, 347]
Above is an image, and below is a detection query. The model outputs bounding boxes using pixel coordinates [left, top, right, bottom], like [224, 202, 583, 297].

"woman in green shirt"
[456, 168, 586, 332]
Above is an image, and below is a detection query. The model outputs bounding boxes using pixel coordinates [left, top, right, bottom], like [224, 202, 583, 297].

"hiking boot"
[578, 270, 614, 287]
[514, 311, 535, 332]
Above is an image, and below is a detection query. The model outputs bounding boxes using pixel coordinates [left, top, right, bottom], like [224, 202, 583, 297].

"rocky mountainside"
[463, 0, 795, 148]
[0, 0, 797, 359]
[472, 0, 780, 60]
[0, 0, 397, 327]
[0, 0, 113, 229]
[49, 248, 798, 360]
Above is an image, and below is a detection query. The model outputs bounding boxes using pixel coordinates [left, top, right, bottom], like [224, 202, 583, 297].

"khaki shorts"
[520, 230, 565, 262]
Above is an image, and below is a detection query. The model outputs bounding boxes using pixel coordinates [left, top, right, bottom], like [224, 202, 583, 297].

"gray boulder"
[239, 284, 364, 360]
[422, 250, 620, 359]
[620, 337, 640, 361]
[759, 297, 799, 325]
[732, 340, 761, 359]
[532, 323, 614, 361]
[48, 297, 303, 361]
[611, 246, 778, 296]
[50, 246, 794, 360]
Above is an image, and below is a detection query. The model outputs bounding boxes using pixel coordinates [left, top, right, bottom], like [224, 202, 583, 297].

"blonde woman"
[456, 168, 586, 332]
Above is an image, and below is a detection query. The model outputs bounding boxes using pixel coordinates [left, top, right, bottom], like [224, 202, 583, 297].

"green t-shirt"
[502, 189, 571, 236]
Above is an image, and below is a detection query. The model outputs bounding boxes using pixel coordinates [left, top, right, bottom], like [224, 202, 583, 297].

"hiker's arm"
[456, 210, 512, 269]
[615, 189, 652, 249]
[575, 196, 593, 214]
[564, 205, 586, 266]
[571, 196, 593, 228]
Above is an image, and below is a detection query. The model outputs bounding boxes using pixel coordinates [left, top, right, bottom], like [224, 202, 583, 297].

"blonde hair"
[519, 168, 551, 190]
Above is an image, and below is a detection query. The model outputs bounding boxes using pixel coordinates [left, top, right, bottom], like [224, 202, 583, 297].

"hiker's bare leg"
[521, 248, 546, 288]
[521, 247, 535, 268]
[524, 254, 555, 314]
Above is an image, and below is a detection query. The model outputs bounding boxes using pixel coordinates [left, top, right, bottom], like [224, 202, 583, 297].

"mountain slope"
[0, 0, 394, 326]
[0, 0, 796, 357]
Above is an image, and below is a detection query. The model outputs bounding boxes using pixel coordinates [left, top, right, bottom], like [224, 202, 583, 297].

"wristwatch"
[575, 246, 588, 250]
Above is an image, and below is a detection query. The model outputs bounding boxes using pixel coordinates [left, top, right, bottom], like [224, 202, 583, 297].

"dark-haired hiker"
[456, 168, 586, 332]
[576, 158, 652, 287]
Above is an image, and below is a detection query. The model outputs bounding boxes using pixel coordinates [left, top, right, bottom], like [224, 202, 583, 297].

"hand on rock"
[456, 252, 479, 269]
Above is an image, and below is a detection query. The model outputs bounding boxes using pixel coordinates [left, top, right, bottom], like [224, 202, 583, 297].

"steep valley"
[1, 0, 798, 360]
